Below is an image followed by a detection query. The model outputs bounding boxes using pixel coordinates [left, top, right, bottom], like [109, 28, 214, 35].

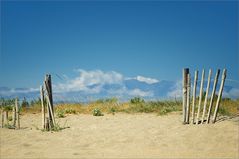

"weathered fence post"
[40, 85, 45, 129]
[44, 74, 55, 128]
[206, 69, 220, 124]
[191, 70, 198, 124]
[1, 106, 4, 128]
[201, 69, 212, 124]
[212, 69, 227, 123]
[4, 111, 8, 125]
[12, 99, 17, 127]
[186, 73, 191, 124]
[15, 97, 20, 129]
[182, 68, 189, 124]
[41, 74, 56, 131]
[46, 74, 54, 114]
[45, 90, 56, 126]
[196, 69, 205, 124]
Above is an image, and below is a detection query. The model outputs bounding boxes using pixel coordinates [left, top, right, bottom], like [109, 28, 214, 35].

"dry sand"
[0, 112, 238, 159]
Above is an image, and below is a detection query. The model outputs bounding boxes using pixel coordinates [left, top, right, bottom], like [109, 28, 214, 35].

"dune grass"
[53, 97, 239, 117]
[1, 97, 238, 117]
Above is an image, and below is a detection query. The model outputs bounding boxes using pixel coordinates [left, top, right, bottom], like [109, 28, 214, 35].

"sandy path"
[0, 113, 238, 159]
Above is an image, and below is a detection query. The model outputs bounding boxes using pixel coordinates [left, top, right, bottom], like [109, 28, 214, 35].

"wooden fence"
[182, 68, 227, 124]
[1, 98, 20, 129]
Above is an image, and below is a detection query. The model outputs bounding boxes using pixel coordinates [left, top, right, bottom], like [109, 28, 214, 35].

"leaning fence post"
[191, 70, 198, 124]
[206, 69, 220, 124]
[40, 85, 45, 129]
[212, 69, 227, 123]
[182, 68, 189, 124]
[201, 69, 212, 124]
[196, 69, 205, 124]
[15, 97, 20, 129]
[45, 91, 55, 127]
[44, 74, 55, 128]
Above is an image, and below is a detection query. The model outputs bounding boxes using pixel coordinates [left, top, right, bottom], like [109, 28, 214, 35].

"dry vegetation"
[1, 97, 238, 118]
[17, 97, 239, 118]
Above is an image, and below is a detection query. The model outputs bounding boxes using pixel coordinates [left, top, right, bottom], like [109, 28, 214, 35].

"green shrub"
[3, 105, 13, 111]
[65, 108, 76, 114]
[93, 108, 104, 116]
[130, 97, 145, 104]
[56, 110, 65, 118]
[109, 107, 116, 115]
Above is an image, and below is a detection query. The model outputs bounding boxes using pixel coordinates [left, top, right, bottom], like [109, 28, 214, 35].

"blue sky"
[0, 1, 238, 100]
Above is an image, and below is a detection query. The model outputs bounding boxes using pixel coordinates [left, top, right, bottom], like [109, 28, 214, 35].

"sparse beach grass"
[1, 97, 238, 117]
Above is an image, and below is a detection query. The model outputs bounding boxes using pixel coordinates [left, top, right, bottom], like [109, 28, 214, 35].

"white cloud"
[128, 88, 154, 97]
[126, 75, 159, 84]
[167, 80, 182, 98]
[136, 76, 159, 84]
[53, 69, 155, 98]
[0, 88, 38, 96]
[54, 69, 124, 93]
[223, 88, 239, 99]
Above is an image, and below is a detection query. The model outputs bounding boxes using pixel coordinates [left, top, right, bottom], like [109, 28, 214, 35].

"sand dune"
[0, 112, 238, 159]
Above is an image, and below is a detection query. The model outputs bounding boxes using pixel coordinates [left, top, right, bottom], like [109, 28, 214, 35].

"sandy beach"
[0, 112, 238, 159]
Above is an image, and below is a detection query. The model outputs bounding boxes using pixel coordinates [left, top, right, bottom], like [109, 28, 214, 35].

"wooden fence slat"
[1, 107, 4, 128]
[191, 70, 198, 124]
[206, 69, 220, 124]
[186, 73, 191, 124]
[212, 69, 227, 123]
[40, 85, 45, 129]
[15, 97, 20, 129]
[12, 99, 17, 127]
[4, 111, 8, 125]
[46, 74, 54, 114]
[201, 69, 212, 124]
[196, 69, 205, 124]
[182, 68, 189, 124]
[44, 84, 56, 127]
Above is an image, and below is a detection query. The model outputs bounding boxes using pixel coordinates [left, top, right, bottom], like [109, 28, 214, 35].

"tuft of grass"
[130, 97, 145, 104]
[3, 123, 15, 129]
[56, 109, 65, 118]
[41, 120, 70, 132]
[93, 108, 104, 116]
[109, 107, 116, 115]
[65, 108, 76, 114]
